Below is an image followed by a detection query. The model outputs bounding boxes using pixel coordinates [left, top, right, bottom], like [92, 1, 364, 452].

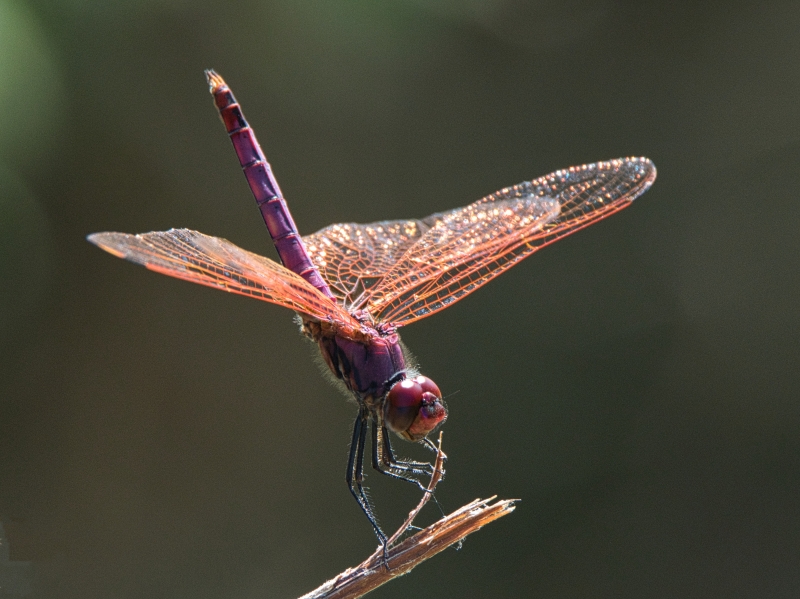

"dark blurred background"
[1, 1, 799, 597]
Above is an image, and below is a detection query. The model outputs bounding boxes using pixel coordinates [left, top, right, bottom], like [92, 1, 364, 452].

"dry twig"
[298, 433, 517, 599]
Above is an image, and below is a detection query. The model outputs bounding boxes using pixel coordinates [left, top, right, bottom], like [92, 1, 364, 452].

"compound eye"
[385, 379, 423, 434]
[384, 376, 448, 441]
[413, 375, 441, 399]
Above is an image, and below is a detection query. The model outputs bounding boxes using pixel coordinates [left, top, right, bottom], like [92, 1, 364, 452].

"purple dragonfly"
[88, 71, 656, 548]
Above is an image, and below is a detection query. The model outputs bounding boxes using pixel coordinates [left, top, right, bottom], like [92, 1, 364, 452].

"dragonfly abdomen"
[206, 70, 334, 299]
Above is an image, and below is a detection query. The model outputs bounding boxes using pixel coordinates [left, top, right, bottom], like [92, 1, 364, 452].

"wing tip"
[626, 156, 657, 196]
[595, 157, 656, 201]
[87, 232, 127, 258]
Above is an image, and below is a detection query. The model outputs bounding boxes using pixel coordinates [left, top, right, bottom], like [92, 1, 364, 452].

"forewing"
[88, 228, 360, 332]
[362, 157, 656, 325]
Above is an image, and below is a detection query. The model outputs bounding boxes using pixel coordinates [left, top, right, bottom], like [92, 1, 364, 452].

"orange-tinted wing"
[354, 157, 656, 325]
[303, 219, 431, 308]
[88, 228, 360, 333]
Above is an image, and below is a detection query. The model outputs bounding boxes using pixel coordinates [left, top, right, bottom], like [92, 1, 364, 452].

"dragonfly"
[89, 71, 656, 549]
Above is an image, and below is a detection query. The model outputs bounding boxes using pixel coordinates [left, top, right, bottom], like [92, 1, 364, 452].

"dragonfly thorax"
[303, 317, 446, 440]
[304, 318, 403, 399]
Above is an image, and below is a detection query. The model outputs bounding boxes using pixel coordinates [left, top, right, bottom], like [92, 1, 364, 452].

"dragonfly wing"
[361, 157, 656, 325]
[303, 219, 431, 308]
[89, 228, 360, 332]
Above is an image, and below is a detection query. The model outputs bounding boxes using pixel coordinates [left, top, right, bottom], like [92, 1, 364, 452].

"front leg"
[371, 419, 433, 493]
[382, 423, 437, 475]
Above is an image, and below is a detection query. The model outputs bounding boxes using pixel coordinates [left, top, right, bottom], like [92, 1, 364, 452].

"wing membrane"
[303, 219, 431, 307]
[353, 157, 655, 325]
[89, 228, 360, 332]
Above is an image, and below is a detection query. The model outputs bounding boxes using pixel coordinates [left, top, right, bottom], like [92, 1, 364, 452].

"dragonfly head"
[385, 375, 447, 442]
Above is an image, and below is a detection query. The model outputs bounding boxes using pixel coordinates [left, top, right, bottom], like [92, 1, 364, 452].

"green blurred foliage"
[0, 0, 65, 165]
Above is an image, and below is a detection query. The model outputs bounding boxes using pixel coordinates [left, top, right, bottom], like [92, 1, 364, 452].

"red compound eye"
[414, 375, 441, 399]
[385, 378, 422, 434]
[385, 375, 447, 441]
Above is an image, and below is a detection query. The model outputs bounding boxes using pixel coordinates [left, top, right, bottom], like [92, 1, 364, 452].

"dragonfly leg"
[420, 436, 442, 454]
[370, 421, 432, 493]
[381, 421, 437, 474]
[347, 410, 387, 551]
[382, 427, 439, 475]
